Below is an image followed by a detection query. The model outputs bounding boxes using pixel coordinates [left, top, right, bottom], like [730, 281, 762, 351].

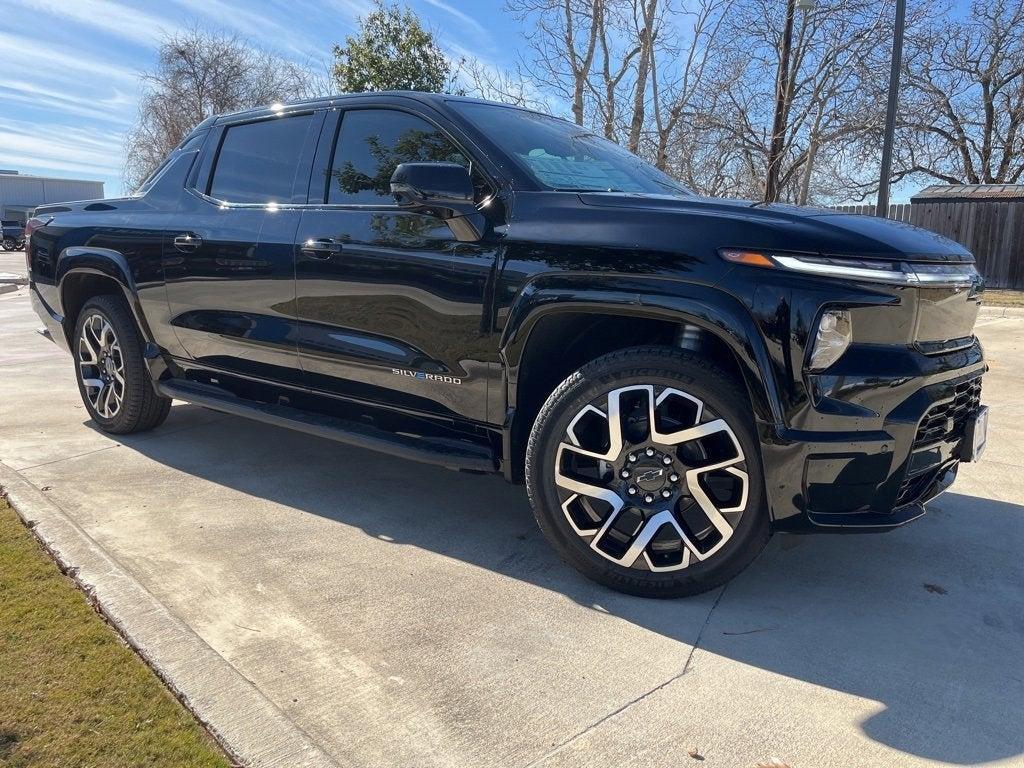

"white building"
[0, 170, 105, 223]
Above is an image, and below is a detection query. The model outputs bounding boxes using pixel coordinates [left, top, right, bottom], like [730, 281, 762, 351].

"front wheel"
[1, 238, 15, 251]
[526, 346, 769, 598]
[73, 295, 171, 434]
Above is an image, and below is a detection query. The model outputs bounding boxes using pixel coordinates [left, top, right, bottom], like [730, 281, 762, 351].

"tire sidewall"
[72, 297, 146, 433]
[527, 349, 768, 597]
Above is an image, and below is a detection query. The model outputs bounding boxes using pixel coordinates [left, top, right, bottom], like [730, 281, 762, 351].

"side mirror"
[390, 162, 485, 242]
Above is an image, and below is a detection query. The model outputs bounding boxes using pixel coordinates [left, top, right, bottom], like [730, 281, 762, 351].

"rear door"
[293, 105, 501, 423]
[163, 110, 322, 385]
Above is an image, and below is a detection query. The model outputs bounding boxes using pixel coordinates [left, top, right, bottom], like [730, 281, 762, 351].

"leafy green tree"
[332, 1, 457, 93]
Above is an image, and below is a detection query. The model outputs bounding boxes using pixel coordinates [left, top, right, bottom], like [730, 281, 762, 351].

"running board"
[157, 379, 497, 473]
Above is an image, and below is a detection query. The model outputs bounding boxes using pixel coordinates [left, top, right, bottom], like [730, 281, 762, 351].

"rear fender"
[56, 247, 158, 349]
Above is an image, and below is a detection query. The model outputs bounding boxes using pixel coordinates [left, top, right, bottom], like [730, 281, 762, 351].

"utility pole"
[876, 0, 906, 217]
[764, 0, 796, 203]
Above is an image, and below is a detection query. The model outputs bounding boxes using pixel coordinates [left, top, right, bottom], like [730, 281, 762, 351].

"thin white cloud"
[168, 0, 323, 58]
[10, 0, 169, 46]
[0, 120, 122, 179]
[326, 0, 375, 18]
[0, 32, 139, 88]
[0, 84, 134, 126]
[422, 0, 492, 42]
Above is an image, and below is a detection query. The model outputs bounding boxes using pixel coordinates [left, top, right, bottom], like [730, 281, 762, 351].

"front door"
[164, 111, 322, 385]
[294, 106, 500, 423]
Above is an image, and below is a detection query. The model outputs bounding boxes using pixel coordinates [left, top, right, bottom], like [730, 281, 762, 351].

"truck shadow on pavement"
[102, 405, 1024, 766]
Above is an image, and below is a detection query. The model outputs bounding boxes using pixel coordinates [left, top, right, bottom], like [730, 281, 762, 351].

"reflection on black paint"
[329, 112, 469, 204]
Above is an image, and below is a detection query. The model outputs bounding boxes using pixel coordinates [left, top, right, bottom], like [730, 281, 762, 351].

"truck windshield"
[452, 101, 692, 196]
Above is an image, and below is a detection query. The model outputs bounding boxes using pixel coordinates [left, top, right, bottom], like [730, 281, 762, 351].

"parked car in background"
[2, 220, 25, 251]
[25, 93, 988, 597]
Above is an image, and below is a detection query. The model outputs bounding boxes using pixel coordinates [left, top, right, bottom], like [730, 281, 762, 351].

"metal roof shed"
[0, 172, 105, 223]
[910, 185, 1024, 289]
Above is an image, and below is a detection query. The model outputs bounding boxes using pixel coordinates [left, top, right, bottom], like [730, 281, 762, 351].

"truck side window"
[328, 109, 473, 205]
[209, 115, 314, 204]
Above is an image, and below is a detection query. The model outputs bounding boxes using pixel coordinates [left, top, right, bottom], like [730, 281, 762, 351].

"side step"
[157, 379, 497, 473]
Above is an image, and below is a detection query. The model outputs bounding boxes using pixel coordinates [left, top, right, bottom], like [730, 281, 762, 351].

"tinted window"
[136, 131, 207, 196]
[328, 110, 469, 204]
[453, 102, 691, 196]
[210, 115, 314, 204]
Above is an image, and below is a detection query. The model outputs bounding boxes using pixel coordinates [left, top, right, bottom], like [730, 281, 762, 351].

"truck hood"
[577, 192, 973, 263]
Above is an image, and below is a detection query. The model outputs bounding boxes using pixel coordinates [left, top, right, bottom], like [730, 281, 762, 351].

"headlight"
[808, 309, 852, 371]
[719, 249, 978, 287]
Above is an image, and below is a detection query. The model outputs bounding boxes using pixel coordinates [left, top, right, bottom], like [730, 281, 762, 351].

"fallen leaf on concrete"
[40, 486, 52, 491]
[924, 583, 948, 595]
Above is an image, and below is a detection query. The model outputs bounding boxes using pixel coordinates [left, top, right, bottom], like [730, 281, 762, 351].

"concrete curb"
[978, 305, 1024, 319]
[0, 462, 343, 768]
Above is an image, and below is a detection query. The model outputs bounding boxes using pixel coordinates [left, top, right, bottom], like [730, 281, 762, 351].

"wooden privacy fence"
[910, 185, 1024, 290]
[829, 185, 1024, 289]
[829, 203, 912, 222]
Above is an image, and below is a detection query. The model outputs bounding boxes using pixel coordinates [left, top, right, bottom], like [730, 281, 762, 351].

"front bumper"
[765, 343, 986, 532]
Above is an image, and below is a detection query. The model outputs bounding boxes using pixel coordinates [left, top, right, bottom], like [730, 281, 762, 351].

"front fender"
[500, 273, 784, 427]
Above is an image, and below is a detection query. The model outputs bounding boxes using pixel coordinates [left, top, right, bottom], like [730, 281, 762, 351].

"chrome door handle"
[300, 238, 344, 259]
[173, 233, 201, 252]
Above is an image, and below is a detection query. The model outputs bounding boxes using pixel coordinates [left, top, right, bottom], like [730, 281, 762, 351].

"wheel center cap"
[104, 357, 115, 376]
[633, 462, 667, 491]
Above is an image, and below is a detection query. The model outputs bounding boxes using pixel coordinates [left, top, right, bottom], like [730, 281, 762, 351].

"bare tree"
[123, 27, 322, 192]
[508, 0, 602, 125]
[649, 0, 733, 173]
[626, 0, 660, 152]
[593, 0, 640, 141]
[460, 58, 548, 109]
[897, 0, 1024, 186]
[505, 0, 1023, 204]
[696, 0, 897, 202]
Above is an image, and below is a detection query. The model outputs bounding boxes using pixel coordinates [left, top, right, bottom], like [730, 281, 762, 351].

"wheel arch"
[56, 247, 156, 349]
[499, 277, 783, 483]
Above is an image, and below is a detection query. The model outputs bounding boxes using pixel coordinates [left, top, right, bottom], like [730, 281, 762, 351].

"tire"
[1, 238, 14, 251]
[526, 346, 769, 598]
[72, 295, 171, 434]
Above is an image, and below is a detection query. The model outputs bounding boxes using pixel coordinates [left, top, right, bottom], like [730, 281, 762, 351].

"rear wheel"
[1, 238, 15, 251]
[73, 295, 171, 434]
[526, 346, 769, 598]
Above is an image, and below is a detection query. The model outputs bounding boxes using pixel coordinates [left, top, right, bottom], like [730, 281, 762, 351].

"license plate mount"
[961, 405, 989, 462]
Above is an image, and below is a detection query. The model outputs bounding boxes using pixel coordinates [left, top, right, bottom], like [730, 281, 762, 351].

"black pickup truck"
[26, 93, 987, 597]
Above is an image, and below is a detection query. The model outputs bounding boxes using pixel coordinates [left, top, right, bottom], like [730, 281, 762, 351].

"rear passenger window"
[210, 115, 314, 204]
[328, 110, 469, 205]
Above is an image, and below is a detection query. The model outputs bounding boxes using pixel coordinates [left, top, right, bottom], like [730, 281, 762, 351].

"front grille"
[913, 377, 982, 448]
[894, 375, 982, 508]
[895, 465, 943, 508]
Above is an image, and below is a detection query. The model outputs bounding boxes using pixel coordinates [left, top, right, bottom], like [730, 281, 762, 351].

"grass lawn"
[0, 499, 232, 768]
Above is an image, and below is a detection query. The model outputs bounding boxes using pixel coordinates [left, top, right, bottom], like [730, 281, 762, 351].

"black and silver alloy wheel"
[72, 295, 172, 435]
[527, 346, 768, 598]
[556, 384, 748, 573]
[78, 312, 126, 419]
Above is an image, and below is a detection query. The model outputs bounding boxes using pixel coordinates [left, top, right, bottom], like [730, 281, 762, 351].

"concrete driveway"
[2, 283, 1022, 768]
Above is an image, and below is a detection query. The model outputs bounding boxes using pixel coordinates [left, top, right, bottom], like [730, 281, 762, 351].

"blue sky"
[0, 0, 518, 197]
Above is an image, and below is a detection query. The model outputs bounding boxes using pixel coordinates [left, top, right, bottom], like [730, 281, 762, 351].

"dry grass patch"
[983, 289, 1024, 307]
[0, 499, 231, 768]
